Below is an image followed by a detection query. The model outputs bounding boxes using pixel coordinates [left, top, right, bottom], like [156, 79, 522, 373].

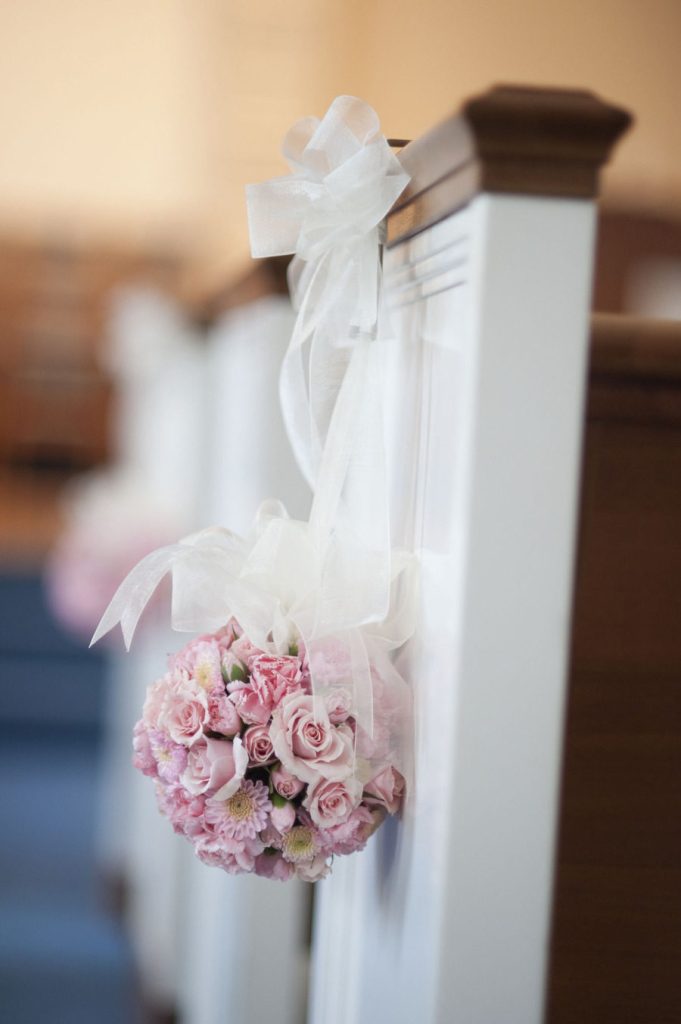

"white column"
[310, 193, 596, 1024]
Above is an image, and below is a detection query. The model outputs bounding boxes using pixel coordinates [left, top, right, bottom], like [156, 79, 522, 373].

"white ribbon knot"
[247, 95, 408, 336]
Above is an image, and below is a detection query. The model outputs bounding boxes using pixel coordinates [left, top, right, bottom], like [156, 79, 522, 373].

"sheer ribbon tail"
[89, 542, 186, 650]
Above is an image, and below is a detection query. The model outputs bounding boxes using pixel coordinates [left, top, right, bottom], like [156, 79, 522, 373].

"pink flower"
[243, 725, 275, 765]
[142, 677, 168, 730]
[320, 805, 378, 856]
[182, 736, 247, 797]
[205, 779, 272, 841]
[207, 686, 241, 736]
[304, 776, 363, 829]
[156, 782, 205, 836]
[280, 824, 321, 864]
[271, 765, 305, 800]
[230, 634, 263, 665]
[132, 721, 157, 777]
[325, 688, 353, 724]
[270, 800, 296, 834]
[254, 851, 295, 881]
[355, 718, 391, 763]
[148, 728, 188, 783]
[191, 641, 223, 692]
[215, 620, 240, 651]
[160, 682, 208, 747]
[364, 766, 405, 815]
[195, 833, 264, 874]
[270, 693, 354, 784]
[295, 854, 331, 882]
[228, 652, 303, 725]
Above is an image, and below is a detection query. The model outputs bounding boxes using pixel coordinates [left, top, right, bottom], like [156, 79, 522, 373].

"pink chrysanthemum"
[148, 728, 188, 783]
[205, 779, 272, 841]
[281, 825, 320, 864]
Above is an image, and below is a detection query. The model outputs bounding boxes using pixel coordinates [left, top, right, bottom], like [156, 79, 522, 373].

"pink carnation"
[132, 721, 157, 777]
[142, 676, 168, 730]
[207, 685, 241, 736]
[228, 653, 304, 725]
[156, 782, 205, 837]
[196, 833, 264, 874]
[320, 805, 378, 856]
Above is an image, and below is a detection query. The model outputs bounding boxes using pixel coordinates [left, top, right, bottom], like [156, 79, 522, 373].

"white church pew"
[309, 85, 630, 1024]
[178, 280, 311, 1024]
[95, 287, 206, 1017]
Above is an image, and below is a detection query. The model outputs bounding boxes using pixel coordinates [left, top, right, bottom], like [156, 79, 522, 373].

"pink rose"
[270, 800, 296, 834]
[181, 736, 247, 797]
[304, 776, 363, 828]
[364, 766, 405, 815]
[230, 634, 264, 665]
[271, 765, 305, 800]
[160, 683, 208, 747]
[270, 693, 354, 784]
[254, 852, 295, 882]
[243, 724, 275, 765]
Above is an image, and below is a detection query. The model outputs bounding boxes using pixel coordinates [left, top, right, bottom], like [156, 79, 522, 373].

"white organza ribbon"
[92, 502, 415, 754]
[93, 96, 413, 754]
[247, 94, 409, 623]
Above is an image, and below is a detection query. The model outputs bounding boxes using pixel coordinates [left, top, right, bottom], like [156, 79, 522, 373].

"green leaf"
[230, 663, 247, 682]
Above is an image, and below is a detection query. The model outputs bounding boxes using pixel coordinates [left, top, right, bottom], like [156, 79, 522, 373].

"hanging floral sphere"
[133, 620, 405, 881]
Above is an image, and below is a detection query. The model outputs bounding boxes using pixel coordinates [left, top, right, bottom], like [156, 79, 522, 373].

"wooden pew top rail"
[387, 85, 631, 246]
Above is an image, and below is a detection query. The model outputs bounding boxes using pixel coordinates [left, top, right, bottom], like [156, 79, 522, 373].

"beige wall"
[1, 0, 679, 288]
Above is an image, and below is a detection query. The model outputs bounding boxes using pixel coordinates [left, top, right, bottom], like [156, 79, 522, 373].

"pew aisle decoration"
[93, 96, 415, 881]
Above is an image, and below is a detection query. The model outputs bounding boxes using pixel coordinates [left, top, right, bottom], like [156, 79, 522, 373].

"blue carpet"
[0, 572, 138, 1024]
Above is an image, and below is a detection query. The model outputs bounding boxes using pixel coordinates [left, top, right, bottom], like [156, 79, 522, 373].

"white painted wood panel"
[310, 193, 596, 1024]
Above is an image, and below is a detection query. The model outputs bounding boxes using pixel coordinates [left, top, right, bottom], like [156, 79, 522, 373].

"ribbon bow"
[247, 96, 409, 493]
